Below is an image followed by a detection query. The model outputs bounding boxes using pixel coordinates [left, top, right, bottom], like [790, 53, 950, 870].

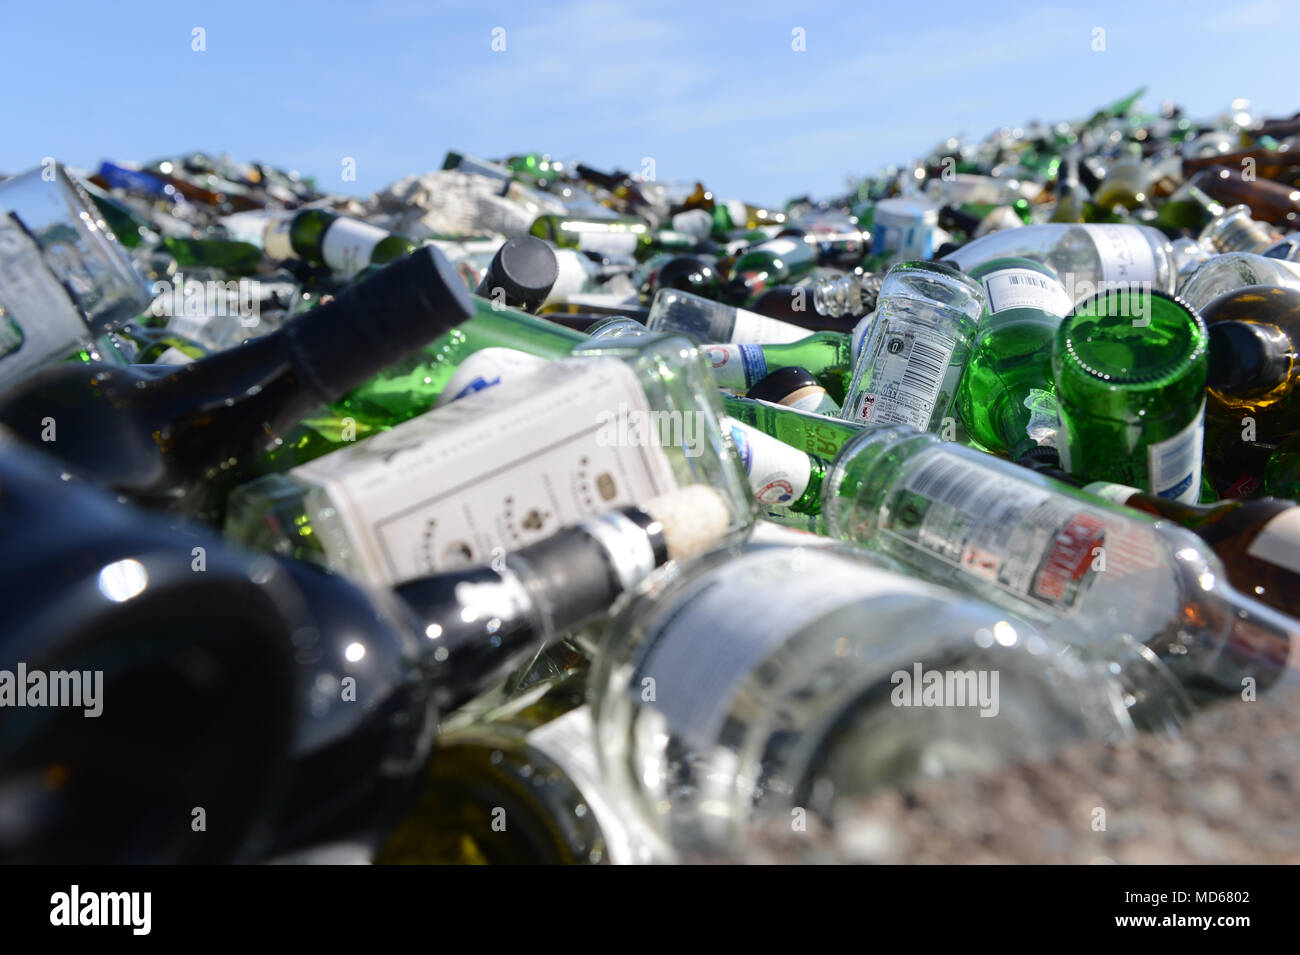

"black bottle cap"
[479, 235, 559, 307]
[747, 366, 821, 404]
[1207, 320, 1288, 393]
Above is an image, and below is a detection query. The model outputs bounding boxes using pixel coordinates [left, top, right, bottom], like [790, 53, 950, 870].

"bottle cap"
[482, 236, 559, 306]
[746, 366, 820, 404]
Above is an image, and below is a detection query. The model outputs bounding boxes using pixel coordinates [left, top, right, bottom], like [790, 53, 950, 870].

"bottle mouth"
[1055, 289, 1207, 389]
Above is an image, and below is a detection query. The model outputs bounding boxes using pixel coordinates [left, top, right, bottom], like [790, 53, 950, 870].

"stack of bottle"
[2, 90, 1300, 865]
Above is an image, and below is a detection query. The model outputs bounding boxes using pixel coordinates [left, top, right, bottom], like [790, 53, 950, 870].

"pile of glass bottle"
[2, 86, 1300, 865]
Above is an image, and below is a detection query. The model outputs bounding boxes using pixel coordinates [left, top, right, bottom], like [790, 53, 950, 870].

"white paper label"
[631, 550, 928, 749]
[980, 267, 1072, 316]
[1082, 481, 1141, 506]
[321, 217, 391, 277]
[577, 230, 638, 256]
[1146, 401, 1204, 504]
[884, 451, 1158, 611]
[729, 307, 810, 344]
[435, 347, 547, 407]
[756, 237, 802, 258]
[671, 209, 713, 239]
[850, 321, 957, 430]
[1081, 224, 1157, 286]
[1246, 509, 1300, 575]
[725, 418, 813, 506]
[703, 343, 768, 392]
[294, 359, 677, 585]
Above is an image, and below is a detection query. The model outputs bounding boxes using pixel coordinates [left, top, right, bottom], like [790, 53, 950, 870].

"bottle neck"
[396, 508, 665, 713]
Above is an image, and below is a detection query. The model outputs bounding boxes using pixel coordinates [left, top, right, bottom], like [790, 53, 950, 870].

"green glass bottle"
[724, 236, 818, 305]
[269, 209, 417, 277]
[1052, 289, 1208, 502]
[529, 213, 653, 261]
[721, 394, 861, 464]
[701, 333, 853, 402]
[725, 417, 827, 516]
[1265, 434, 1300, 499]
[83, 187, 154, 248]
[955, 257, 1073, 458]
[161, 236, 263, 276]
[332, 296, 587, 427]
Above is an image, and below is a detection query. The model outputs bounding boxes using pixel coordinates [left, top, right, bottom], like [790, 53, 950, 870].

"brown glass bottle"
[1183, 148, 1300, 189]
[1191, 166, 1300, 229]
[1082, 481, 1300, 625]
[1205, 285, 1300, 442]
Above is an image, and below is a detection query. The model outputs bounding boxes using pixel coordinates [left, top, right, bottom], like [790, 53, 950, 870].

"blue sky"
[2, 0, 1296, 207]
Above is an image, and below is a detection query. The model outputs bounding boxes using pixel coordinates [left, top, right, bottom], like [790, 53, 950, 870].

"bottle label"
[724, 199, 749, 229]
[577, 230, 638, 256]
[435, 347, 548, 407]
[671, 209, 713, 239]
[1246, 509, 1300, 575]
[262, 216, 295, 261]
[631, 549, 929, 750]
[850, 320, 957, 430]
[755, 237, 803, 258]
[725, 419, 813, 506]
[980, 267, 1072, 316]
[1082, 481, 1140, 506]
[883, 450, 1159, 612]
[781, 383, 839, 415]
[1080, 224, 1157, 286]
[1146, 401, 1204, 504]
[729, 307, 809, 345]
[293, 359, 678, 585]
[321, 217, 392, 277]
[851, 311, 874, 363]
[704, 343, 768, 392]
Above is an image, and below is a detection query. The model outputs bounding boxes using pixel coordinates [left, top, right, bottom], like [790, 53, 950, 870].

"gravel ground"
[718, 677, 1300, 864]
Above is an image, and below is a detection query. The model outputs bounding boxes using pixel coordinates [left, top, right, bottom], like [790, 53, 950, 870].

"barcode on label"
[907, 453, 1004, 514]
[1007, 274, 1050, 288]
[898, 338, 948, 402]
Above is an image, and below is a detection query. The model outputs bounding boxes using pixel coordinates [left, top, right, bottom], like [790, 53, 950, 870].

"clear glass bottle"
[1177, 251, 1300, 311]
[589, 541, 1187, 856]
[822, 426, 1296, 697]
[225, 340, 755, 587]
[842, 260, 985, 432]
[943, 223, 1179, 303]
[647, 287, 811, 344]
